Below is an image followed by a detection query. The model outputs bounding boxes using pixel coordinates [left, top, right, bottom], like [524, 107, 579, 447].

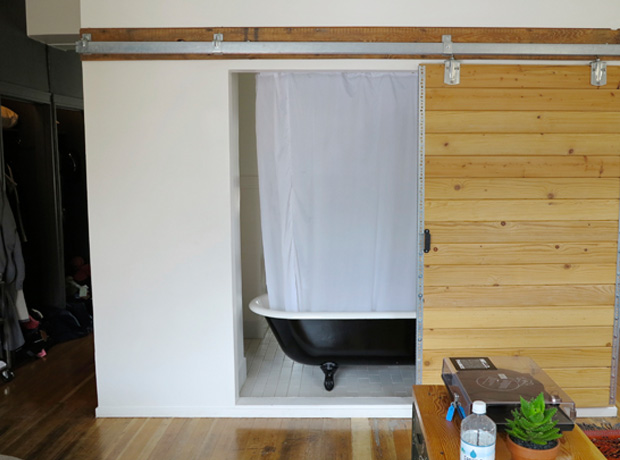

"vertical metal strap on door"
[611, 200, 620, 405]
[416, 65, 426, 385]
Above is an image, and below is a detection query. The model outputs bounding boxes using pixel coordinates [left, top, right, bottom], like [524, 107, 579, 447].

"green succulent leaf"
[540, 408, 557, 425]
[503, 392, 563, 444]
[533, 393, 546, 410]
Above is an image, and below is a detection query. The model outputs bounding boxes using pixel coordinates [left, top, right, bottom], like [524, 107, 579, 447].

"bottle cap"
[472, 400, 486, 415]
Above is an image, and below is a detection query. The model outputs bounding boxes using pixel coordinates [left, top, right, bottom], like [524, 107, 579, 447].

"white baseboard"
[576, 406, 618, 418]
[96, 398, 413, 418]
[235, 397, 413, 418]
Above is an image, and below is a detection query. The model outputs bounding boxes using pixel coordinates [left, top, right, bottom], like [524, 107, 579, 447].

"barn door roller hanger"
[591, 58, 607, 86]
[441, 35, 610, 87]
[443, 36, 461, 86]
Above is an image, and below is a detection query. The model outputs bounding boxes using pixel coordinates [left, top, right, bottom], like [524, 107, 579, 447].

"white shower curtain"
[256, 72, 419, 313]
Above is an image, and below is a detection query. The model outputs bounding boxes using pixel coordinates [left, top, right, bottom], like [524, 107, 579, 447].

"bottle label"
[460, 440, 495, 460]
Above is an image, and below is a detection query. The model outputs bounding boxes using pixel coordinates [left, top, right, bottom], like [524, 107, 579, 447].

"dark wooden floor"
[0, 335, 412, 459]
[0, 336, 97, 459]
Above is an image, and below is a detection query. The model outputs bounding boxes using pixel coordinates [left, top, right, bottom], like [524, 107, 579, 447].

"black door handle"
[424, 229, 431, 253]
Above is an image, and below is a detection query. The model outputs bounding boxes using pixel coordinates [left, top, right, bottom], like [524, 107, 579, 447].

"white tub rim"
[249, 294, 417, 320]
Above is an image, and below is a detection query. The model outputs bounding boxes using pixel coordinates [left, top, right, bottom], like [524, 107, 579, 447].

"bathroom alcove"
[236, 72, 417, 410]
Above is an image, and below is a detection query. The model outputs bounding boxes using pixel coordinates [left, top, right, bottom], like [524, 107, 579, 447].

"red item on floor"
[21, 315, 40, 330]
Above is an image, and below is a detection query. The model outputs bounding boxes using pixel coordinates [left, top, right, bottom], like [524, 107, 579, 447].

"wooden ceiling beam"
[80, 27, 620, 44]
[78, 27, 620, 61]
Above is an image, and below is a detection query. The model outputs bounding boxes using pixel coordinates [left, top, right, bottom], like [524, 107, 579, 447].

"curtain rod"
[76, 33, 620, 58]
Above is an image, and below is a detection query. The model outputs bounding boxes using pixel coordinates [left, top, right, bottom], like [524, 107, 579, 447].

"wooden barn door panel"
[422, 64, 620, 409]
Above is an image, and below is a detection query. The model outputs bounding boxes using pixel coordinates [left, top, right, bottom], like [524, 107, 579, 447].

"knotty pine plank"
[425, 242, 618, 264]
[424, 327, 613, 349]
[426, 134, 620, 156]
[427, 221, 619, 243]
[546, 368, 613, 389]
[427, 88, 620, 112]
[425, 64, 620, 89]
[424, 305, 613, 329]
[422, 347, 613, 372]
[426, 178, 620, 200]
[424, 284, 615, 307]
[564, 388, 613, 408]
[426, 156, 620, 178]
[426, 111, 620, 133]
[425, 199, 619, 221]
[424, 263, 616, 286]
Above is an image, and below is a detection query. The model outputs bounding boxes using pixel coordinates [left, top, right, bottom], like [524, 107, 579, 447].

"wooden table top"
[412, 385, 606, 460]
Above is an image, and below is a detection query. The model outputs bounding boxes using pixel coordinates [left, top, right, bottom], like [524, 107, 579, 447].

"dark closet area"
[2, 98, 64, 309]
[1, 99, 89, 309]
[57, 107, 90, 288]
[0, 96, 92, 370]
[0, 0, 90, 380]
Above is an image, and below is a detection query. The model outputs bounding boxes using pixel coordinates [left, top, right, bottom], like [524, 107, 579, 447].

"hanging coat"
[0, 190, 26, 351]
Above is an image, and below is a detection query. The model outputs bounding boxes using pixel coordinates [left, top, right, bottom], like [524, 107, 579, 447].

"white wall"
[81, 0, 620, 28]
[80, 0, 620, 416]
[84, 61, 240, 415]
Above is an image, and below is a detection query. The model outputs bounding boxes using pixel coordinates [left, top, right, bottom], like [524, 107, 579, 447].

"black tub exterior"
[264, 316, 416, 390]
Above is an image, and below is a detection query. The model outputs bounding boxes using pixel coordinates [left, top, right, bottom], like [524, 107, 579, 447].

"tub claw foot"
[321, 362, 339, 391]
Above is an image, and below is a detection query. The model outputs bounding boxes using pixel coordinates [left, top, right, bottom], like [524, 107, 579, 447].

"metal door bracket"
[591, 59, 607, 86]
[213, 33, 224, 53]
[76, 34, 92, 54]
[442, 35, 453, 54]
[442, 36, 460, 85]
[444, 57, 461, 85]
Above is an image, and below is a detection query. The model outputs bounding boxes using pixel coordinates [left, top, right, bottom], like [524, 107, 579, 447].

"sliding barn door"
[422, 64, 620, 408]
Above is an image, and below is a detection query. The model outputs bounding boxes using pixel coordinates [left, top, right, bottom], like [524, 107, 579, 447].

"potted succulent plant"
[505, 392, 563, 460]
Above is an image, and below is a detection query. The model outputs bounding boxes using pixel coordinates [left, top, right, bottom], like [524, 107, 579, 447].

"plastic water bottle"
[460, 400, 496, 460]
